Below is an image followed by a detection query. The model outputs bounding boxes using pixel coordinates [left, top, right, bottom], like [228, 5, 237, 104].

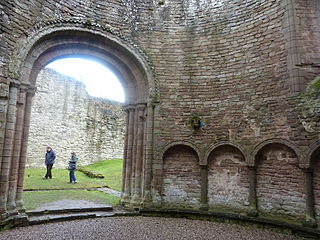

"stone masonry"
[0, 0, 320, 232]
[27, 68, 125, 168]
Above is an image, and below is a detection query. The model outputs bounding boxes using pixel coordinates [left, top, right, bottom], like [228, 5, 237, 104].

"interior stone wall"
[207, 146, 249, 211]
[27, 68, 125, 168]
[1, 0, 320, 230]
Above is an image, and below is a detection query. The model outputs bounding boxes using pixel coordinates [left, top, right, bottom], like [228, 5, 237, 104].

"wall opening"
[1, 26, 155, 217]
[23, 57, 126, 210]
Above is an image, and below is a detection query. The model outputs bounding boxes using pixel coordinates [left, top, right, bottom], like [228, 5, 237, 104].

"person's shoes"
[42, 177, 47, 180]
[73, 181, 77, 184]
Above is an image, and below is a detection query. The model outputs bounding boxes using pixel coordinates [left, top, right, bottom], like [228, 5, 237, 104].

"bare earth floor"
[0, 216, 303, 240]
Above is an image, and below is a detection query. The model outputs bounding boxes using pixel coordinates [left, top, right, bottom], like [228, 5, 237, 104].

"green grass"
[24, 168, 108, 190]
[24, 159, 123, 191]
[80, 159, 123, 191]
[23, 159, 123, 210]
[23, 190, 120, 210]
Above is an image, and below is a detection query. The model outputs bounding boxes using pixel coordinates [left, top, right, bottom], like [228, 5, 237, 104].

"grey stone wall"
[26, 68, 125, 168]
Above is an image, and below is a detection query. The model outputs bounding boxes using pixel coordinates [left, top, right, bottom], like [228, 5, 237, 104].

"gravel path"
[0, 216, 303, 240]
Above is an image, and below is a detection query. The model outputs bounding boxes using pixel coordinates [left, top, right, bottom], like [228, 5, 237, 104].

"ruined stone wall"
[207, 146, 249, 211]
[162, 145, 201, 209]
[27, 68, 124, 168]
[1, 0, 320, 229]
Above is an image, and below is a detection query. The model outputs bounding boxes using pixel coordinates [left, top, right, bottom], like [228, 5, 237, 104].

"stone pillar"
[121, 107, 130, 197]
[151, 104, 162, 206]
[130, 106, 139, 195]
[200, 165, 208, 210]
[131, 104, 146, 205]
[247, 166, 258, 216]
[0, 83, 19, 218]
[15, 89, 34, 212]
[122, 106, 135, 202]
[143, 102, 155, 203]
[6, 87, 26, 214]
[303, 169, 317, 227]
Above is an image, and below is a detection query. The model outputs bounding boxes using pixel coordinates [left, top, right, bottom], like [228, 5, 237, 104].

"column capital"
[123, 104, 136, 112]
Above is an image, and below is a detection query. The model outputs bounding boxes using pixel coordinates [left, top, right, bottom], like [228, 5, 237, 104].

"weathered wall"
[256, 145, 305, 218]
[1, 0, 320, 230]
[27, 68, 124, 168]
[162, 145, 201, 209]
[207, 146, 249, 211]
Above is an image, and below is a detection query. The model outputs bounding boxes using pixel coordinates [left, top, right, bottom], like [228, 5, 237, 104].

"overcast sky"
[46, 58, 125, 103]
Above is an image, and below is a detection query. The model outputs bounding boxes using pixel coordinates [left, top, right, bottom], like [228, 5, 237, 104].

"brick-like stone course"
[256, 146, 305, 218]
[208, 146, 249, 210]
[0, 0, 320, 229]
[162, 145, 201, 208]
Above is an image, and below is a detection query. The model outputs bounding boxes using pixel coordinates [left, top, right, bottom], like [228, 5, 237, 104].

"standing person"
[68, 152, 78, 183]
[43, 146, 56, 179]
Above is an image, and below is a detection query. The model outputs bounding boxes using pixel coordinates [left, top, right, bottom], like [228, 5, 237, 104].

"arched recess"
[206, 144, 249, 211]
[0, 22, 158, 218]
[309, 142, 320, 224]
[162, 144, 201, 209]
[254, 141, 305, 219]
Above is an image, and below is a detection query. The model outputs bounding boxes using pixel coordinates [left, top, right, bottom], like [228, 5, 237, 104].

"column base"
[199, 203, 208, 211]
[130, 194, 142, 209]
[121, 193, 131, 206]
[16, 200, 26, 214]
[246, 208, 258, 217]
[303, 216, 317, 228]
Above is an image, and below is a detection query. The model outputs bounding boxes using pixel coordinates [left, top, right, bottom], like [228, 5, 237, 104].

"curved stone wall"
[27, 68, 125, 168]
[1, 0, 320, 232]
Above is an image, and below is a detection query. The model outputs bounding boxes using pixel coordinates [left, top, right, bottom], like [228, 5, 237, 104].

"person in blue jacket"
[43, 146, 56, 179]
[68, 152, 78, 183]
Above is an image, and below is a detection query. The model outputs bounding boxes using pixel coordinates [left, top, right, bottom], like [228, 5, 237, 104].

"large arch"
[0, 21, 158, 219]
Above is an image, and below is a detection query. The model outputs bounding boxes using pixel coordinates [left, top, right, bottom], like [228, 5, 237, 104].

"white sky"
[46, 58, 125, 103]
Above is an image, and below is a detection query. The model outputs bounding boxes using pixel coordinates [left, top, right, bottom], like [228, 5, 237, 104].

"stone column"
[303, 169, 317, 227]
[247, 166, 258, 216]
[121, 107, 130, 197]
[6, 87, 26, 214]
[122, 106, 135, 202]
[130, 106, 139, 195]
[200, 165, 208, 210]
[131, 104, 146, 205]
[15, 89, 34, 212]
[0, 83, 19, 218]
[143, 102, 155, 203]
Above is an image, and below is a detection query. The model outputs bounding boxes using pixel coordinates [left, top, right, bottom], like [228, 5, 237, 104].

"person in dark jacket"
[43, 146, 56, 179]
[68, 152, 78, 183]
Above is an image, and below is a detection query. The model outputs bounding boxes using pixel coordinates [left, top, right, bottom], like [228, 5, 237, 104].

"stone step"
[27, 205, 113, 217]
[28, 211, 116, 225]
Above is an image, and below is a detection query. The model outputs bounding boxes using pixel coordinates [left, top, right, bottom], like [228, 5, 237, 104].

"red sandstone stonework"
[0, 0, 320, 231]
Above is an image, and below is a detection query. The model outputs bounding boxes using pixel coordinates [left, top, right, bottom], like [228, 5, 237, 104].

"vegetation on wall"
[296, 78, 320, 133]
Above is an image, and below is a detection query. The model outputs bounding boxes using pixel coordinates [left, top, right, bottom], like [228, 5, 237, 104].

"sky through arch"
[46, 58, 125, 103]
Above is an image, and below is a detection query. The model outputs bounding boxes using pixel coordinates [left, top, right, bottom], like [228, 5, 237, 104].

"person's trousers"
[69, 170, 76, 183]
[45, 164, 53, 179]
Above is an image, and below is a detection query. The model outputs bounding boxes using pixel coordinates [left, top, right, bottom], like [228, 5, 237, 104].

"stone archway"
[206, 144, 249, 211]
[254, 142, 305, 220]
[0, 21, 158, 221]
[161, 144, 201, 209]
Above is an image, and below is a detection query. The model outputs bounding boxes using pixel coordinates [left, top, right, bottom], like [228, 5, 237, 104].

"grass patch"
[23, 190, 120, 210]
[24, 168, 107, 190]
[80, 159, 123, 191]
[24, 159, 123, 191]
